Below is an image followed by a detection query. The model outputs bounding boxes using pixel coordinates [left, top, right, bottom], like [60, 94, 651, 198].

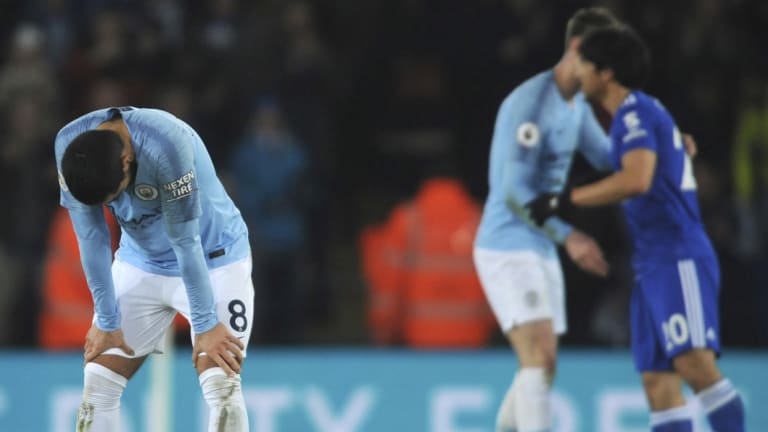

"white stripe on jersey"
[678, 260, 705, 347]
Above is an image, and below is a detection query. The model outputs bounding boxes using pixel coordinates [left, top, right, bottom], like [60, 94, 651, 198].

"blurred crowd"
[0, 0, 766, 348]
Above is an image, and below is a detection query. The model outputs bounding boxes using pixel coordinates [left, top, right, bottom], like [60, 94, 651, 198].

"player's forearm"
[69, 209, 120, 331]
[81, 244, 121, 330]
[165, 219, 218, 334]
[506, 194, 572, 244]
[571, 171, 647, 207]
[503, 164, 572, 244]
[542, 217, 573, 244]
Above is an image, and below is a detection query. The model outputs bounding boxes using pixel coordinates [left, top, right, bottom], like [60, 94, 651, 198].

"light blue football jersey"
[610, 91, 715, 268]
[55, 107, 249, 333]
[475, 70, 611, 257]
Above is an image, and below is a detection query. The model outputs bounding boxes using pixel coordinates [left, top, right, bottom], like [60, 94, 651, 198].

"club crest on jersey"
[134, 184, 158, 200]
[622, 111, 647, 143]
[516, 122, 540, 148]
[57, 171, 69, 192]
[623, 111, 640, 129]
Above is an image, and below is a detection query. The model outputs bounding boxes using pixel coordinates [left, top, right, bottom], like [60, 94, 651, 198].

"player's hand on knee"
[564, 230, 609, 277]
[84, 324, 135, 363]
[193, 322, 245, 376]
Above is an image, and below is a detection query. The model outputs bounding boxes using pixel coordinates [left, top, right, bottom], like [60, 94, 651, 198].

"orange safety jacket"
[361, 178, 494, 348]
[38, 207, 120, 349]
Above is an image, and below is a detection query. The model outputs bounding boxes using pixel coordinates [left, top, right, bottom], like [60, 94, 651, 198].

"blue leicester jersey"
[55, 107, 249, 333]
[475, 70, 611, 256]
[610, 92, 714, 266]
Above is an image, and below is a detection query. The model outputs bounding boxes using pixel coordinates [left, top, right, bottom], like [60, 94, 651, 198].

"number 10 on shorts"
[662, 313, 689, 351]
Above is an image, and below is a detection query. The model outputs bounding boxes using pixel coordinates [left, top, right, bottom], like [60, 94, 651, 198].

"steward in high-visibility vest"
[361, 177, 495, 348]
[38, 206, 120, 349]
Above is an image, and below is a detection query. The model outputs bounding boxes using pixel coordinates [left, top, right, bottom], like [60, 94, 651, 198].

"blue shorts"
[630, 255, 721, 372]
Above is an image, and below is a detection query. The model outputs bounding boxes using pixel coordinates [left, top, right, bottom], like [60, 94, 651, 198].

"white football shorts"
[473, 248, 566, 334]
[98, 257, 255, 358]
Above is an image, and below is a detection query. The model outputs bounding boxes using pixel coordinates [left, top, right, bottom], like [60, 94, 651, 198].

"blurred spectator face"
[396, 57, 444, 101]
[88, 9, 129, 70]
[283, 1, 313, 34]
[212, 0, 236, 17]
[254, 104, 282, 135]
[204, 0, 238, 51]
[46, 0, 66, 11]
[156, 86, 192, 120]
[93, 10, 123, 44]
[86, 79, 125, 110]
[694, 160, 722, 205]
[695, 0, 720, 21]
[11, 24, 46, 63]
[9, 98, 41, 135]
[3, 98, 44, 160]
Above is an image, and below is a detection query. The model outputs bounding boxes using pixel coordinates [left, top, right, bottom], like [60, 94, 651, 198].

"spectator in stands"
[0, 23, 58, 112]
[730, 78, 768, 343]
[0, 97, 60, 345]
[229, 97, 309, 344]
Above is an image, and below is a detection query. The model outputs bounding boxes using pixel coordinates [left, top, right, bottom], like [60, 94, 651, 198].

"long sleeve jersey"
[55, 107, 249, 333]
[475, 70, 611, 256]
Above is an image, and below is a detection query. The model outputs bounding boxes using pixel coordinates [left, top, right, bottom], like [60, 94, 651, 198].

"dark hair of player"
[565, 7, 620, 45]
[61, 129, 126, 205]
[578, 25, 651, 90]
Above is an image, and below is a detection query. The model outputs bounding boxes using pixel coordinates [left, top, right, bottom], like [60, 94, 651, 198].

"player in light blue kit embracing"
[527, 26, 746, 432]
[473, 8, 618, 432]
[56, 107, 253, 432]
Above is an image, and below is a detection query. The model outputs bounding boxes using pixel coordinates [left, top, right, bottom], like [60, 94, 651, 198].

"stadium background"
[0, 0, 766, 431]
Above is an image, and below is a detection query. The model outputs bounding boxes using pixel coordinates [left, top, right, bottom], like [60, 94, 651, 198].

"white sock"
[77, 363, 127, 432]
[650, 404, 692, 428]
[496, 374, 517, 432]
[514, 368, 551, 432]
[697, 378, 738, 413]
[199, 367, 248, 432]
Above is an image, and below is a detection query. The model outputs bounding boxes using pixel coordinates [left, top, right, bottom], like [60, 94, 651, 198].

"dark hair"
[565, 7, 620, 45]
[61, 129, 125, 205]
[578, 25, 650, 89]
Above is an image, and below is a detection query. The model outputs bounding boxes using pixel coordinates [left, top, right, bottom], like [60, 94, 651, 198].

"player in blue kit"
[56, 107, 253, 432]
[473, 8, 618, 432]
[526, 26, 746, 432]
